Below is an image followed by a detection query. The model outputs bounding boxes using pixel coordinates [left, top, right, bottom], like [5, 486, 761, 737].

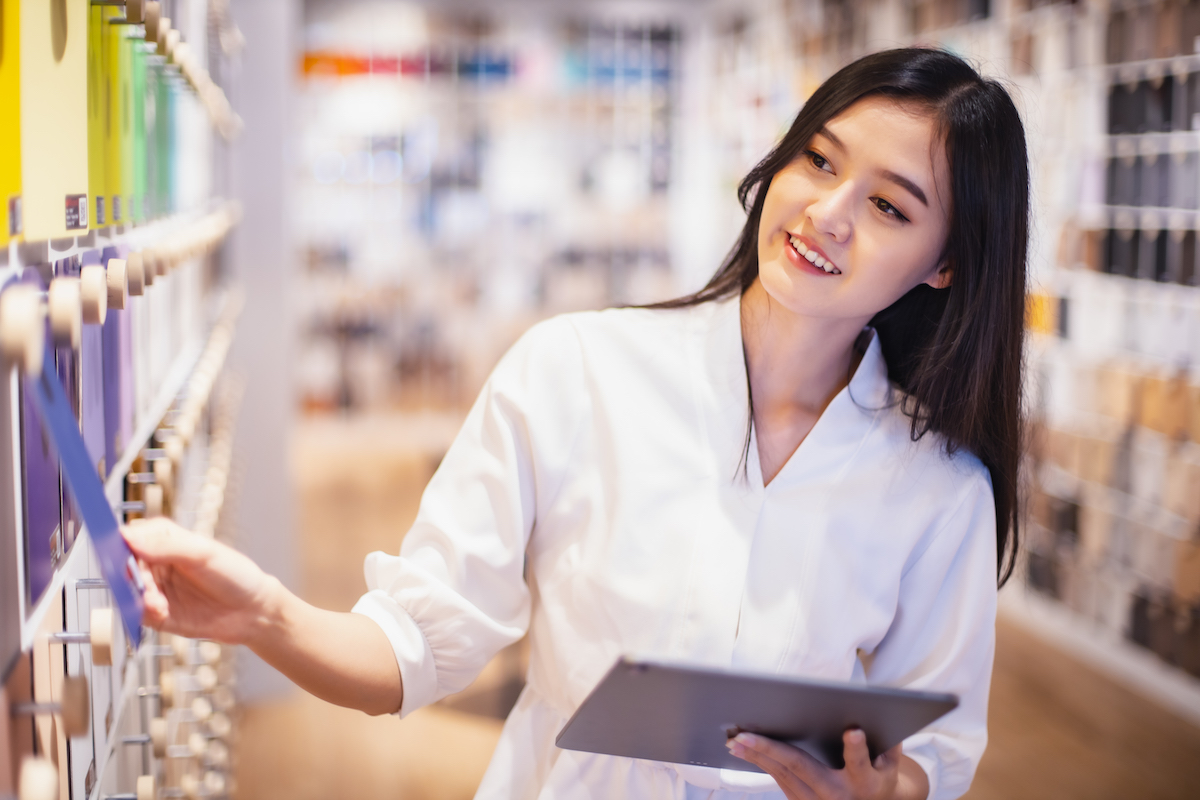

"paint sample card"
[20, 0, 89, 240]
[28, 349, 144, 647]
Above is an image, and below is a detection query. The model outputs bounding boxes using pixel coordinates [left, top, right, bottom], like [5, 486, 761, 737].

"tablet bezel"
[555, 656, 959, 772]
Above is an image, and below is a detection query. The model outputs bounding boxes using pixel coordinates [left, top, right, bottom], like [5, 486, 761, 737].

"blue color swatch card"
[28, 349, 144, 647]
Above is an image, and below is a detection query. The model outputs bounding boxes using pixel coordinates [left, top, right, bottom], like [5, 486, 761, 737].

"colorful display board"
[3, 4, 245, 797]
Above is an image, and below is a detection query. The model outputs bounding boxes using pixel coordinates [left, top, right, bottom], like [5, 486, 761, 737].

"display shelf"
[88, 631, 146, 800]
[1105, 131, 1200, 157]
[1102, 205, 1200, 228]
[17, 520, 89, 651]
[1037, 462, 1193, 539]
[1105, 53, 1200, 84]
[101, 334, 204, 505]
[17, 287, 231, 650]
[2, 203, 231, 270]
[999, 586, 1200, 727]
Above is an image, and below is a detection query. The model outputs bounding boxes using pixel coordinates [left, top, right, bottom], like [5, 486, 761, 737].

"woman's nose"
[808, 183, 854, 243]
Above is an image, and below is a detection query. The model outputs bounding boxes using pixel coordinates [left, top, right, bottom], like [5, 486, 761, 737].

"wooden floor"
[232, 414, 1200, 800]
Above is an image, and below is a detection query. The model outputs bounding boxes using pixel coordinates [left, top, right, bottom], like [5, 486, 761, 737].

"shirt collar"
[705, 293, 894, 487]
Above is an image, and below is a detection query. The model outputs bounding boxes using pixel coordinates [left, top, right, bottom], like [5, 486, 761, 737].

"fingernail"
[849, 729, 865, 744]
[726, 741, 745, 757]
[734, 733, 759, 747]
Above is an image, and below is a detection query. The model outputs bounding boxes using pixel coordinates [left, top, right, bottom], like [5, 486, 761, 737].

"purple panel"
[53, 259, 82, 552]
[55, 348, 79, 552]
[81, 326, 105, 476]
[18, 271, 61, 607]
[78, 249, 108, 478]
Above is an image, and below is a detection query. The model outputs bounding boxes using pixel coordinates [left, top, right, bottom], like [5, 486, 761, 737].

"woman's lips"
[787, 233, 841, 274]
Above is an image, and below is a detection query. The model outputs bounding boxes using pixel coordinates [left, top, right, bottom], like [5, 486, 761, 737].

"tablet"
[555, 656, 958, 772]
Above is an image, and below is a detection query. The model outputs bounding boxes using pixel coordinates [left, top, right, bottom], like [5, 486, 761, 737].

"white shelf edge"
[1, 201, 234, 273]
[104, 287, 233, 504]
[998, 587, 1200, 728]
[89, 641, 145, 800]
[102, 338, 204, 505]
[18, 534, 88, 651]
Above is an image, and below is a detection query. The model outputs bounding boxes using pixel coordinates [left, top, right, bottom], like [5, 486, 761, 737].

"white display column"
[228, 0, 302, 702]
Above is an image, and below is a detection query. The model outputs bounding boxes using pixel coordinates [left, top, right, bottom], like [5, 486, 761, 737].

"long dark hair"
[655, 48, 1027, 586]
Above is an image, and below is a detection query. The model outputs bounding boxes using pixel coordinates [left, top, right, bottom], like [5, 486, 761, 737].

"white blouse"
[352, 295, 998, 800]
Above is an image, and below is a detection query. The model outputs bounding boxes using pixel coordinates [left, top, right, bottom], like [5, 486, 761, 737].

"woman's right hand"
[125, 517, 404, 715]
[123, 518, 282, 646]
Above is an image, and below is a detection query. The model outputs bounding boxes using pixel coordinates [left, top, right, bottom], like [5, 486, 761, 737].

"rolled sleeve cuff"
[351, 589, 439, 718]
[902, 741, 940, 800]
[902, 730, 981, 800]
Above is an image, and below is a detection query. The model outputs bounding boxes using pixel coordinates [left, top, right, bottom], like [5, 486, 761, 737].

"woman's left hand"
[726, 729, 912, 800]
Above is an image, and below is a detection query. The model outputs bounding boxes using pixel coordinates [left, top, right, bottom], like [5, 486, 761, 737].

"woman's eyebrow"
[816, 127, 845, 151]
[880, 170, 928, 207]
[818, 127, 929, 208]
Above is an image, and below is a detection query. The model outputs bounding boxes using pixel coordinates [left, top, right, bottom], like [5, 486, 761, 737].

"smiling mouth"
[789, 234, 841, 275]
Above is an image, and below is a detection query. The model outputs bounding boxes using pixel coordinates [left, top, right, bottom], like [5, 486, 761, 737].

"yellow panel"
[86, 3, 104, 227]
[105, 8, 125, 224]
[20, 0, 89, 241]
[0, 0, 21, 245]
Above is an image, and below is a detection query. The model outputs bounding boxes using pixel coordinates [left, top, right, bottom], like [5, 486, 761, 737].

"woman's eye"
[873, 198, 908, 222]
[806, 150, 832, 172]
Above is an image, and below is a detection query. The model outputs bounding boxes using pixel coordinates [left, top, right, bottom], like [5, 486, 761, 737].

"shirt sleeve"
[863, 466, 998, 800]
[351, 315, 587, 717]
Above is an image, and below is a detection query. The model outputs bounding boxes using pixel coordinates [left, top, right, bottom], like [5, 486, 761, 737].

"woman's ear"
[924, 261, 953, 290]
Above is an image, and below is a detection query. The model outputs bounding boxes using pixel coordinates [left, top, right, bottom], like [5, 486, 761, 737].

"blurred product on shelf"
[294, 7, 682, 413]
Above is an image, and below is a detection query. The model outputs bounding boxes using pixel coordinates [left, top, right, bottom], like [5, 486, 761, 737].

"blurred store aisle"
[969, 618, 1200, 800]
[235, 411, 506, 800]
[234, 413, 1200, 800]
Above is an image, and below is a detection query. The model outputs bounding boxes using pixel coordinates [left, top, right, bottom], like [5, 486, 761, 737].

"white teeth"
[790, 234, 840, 274]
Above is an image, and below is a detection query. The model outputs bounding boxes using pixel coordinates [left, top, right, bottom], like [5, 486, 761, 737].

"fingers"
[841, 730, 900, 800]
[123, 518, 214, 566]
[727, 733, 827, 798]
[729, 746, 820, 800]
[843, 728, 873, 776]
[873, 743, 902, 772]
[136, 558, 170, 628]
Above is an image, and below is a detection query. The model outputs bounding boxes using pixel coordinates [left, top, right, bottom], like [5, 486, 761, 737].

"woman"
[126, 48, 1027, 800]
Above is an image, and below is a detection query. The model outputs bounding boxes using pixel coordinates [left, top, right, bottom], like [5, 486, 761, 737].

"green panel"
[116, 24, 132, 223]
[150, 59, 173, 219]
[156, 71, 173, 217]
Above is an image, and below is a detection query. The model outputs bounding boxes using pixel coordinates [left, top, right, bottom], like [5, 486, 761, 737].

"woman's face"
[756, 96, 953, 324]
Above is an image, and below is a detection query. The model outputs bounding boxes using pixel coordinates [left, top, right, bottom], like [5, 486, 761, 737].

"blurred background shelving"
[285, 0, 1200, 713]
